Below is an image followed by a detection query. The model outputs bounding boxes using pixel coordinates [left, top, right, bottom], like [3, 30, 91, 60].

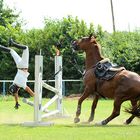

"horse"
[72, 34, 140, 125]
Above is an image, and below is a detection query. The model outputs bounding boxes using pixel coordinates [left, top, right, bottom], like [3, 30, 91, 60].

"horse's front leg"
[124, 100, 137, 124]
[88, 95, 99, 123]
[96, 98, 123, 125]
[74, 87, 90, 123]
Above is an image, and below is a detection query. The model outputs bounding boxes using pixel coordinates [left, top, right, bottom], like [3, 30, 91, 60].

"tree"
[99, 31, 140, 73]
[19, 16, 96, 81]
[0, 0, 22, 80]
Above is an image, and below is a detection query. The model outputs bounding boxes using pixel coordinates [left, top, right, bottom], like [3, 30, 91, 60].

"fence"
[0, 79, 83, 96]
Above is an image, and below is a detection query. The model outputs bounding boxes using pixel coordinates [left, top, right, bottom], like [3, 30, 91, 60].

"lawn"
[0, 96, 140, 140]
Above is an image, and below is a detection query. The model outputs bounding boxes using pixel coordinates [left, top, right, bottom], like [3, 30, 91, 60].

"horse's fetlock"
[76, 110, 81, 116]
[74, 117, 80, 123]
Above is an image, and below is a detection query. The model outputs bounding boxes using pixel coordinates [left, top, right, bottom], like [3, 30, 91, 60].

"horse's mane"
[94, 42, 104, 60]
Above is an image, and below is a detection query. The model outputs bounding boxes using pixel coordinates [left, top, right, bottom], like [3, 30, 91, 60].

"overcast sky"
[4, 0, 140, 32]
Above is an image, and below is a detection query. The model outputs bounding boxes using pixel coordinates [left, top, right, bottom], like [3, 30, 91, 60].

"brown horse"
[72, 35, 140, 125]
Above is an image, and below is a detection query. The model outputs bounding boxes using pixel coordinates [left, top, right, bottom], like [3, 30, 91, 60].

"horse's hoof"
[88, 118, 93, 123]
[95, 122, 103, 126]
[124, 121, 130, 125]
[74, 117, 80, 123]
[95, 121, 106, 126]
[124, 122, 128, 125]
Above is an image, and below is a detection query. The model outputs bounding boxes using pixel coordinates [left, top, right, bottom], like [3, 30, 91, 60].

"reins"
[70, 48, 84, 76]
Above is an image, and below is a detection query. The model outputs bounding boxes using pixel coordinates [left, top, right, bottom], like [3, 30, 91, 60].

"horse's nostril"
[71, 40, 74, 44]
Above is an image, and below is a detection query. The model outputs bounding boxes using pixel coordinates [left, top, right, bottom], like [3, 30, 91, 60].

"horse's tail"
[125, 101, 140, 118]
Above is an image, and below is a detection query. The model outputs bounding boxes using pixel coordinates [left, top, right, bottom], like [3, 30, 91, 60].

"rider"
[0, 39, 35, 109]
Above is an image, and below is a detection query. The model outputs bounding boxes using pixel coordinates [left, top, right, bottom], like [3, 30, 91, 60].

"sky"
[4, 0, 140, 32]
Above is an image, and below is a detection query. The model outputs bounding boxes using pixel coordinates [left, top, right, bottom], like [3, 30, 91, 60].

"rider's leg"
[10, 49, 22, 67]
[16, 46, 29, 68]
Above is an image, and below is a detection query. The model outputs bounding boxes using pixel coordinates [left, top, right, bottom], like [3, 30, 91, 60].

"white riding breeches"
[10, 46, 30, 89]
[10, 46, 29, 68]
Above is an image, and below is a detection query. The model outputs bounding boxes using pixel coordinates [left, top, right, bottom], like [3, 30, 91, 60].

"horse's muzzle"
[71, 41, 79, 51]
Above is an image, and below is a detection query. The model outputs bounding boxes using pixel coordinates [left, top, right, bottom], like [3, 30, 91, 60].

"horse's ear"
[93, 34, 97, 38]
[90, 34, 97, 44]
[89, 34, 93, 39]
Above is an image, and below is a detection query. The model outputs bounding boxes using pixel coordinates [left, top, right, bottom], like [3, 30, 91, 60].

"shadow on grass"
[0, 123, 21, 127]
[0, 122, 140, 128]
[63, 123, 140, 128]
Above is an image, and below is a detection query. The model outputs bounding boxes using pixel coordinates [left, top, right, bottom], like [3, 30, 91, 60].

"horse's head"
[72, 34, 97, 51]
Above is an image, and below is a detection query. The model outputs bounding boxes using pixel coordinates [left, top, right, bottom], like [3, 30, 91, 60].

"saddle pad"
[94, 60, 125, 80]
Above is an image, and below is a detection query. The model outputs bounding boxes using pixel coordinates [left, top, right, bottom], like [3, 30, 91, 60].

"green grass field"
[0, 96, 140, 140]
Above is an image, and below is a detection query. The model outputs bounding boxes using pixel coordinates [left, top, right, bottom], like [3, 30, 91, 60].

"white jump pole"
[55, 56, 63, 115]
[34, 55, 43, 123]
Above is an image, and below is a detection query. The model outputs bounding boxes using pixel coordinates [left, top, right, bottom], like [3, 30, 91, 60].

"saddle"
[94, 59, 125, 80]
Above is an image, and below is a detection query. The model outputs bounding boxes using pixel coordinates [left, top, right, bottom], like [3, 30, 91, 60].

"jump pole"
[34, 55, 44, 123]
[55, 55, 63, 115]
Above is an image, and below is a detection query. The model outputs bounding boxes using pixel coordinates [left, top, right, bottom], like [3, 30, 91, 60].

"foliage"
[99, 31, 140, 73]
[18, 16, 96, 81]
[0, 0, 22, 80]
[0, 1, 140, 97]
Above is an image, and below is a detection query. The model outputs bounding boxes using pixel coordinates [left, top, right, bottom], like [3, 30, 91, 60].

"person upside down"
[0, 39, 35, 109]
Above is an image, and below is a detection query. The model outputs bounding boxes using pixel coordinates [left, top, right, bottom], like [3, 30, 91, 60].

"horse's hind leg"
[96, 98, 123, 125]
[124, 100, 136, 124]
[88, 95, 99, 122]
[74, 87, 90, 123]
[125, 115, 135, 124]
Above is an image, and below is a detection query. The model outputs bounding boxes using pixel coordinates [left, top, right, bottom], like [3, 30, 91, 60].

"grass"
[0, 96, 140, 140]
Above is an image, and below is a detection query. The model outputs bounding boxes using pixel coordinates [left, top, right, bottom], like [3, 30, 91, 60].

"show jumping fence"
[22, 55, 63, 126]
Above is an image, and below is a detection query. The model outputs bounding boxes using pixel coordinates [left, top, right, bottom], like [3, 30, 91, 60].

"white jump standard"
[23, 55, 63, 126]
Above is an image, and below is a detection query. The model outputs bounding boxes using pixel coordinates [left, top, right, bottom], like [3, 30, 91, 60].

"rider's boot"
[0, 45, 11, 53]
[9, 39, 27, 50]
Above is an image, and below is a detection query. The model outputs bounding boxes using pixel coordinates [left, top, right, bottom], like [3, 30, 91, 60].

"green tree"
[19, 16, 96, 81]
[0, 0, 22, 80]
[99, 31, 140, 73]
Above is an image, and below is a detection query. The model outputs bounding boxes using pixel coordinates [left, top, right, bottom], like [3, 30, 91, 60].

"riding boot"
[0, 45, 11, 53]
[9, 39, 27, 50]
